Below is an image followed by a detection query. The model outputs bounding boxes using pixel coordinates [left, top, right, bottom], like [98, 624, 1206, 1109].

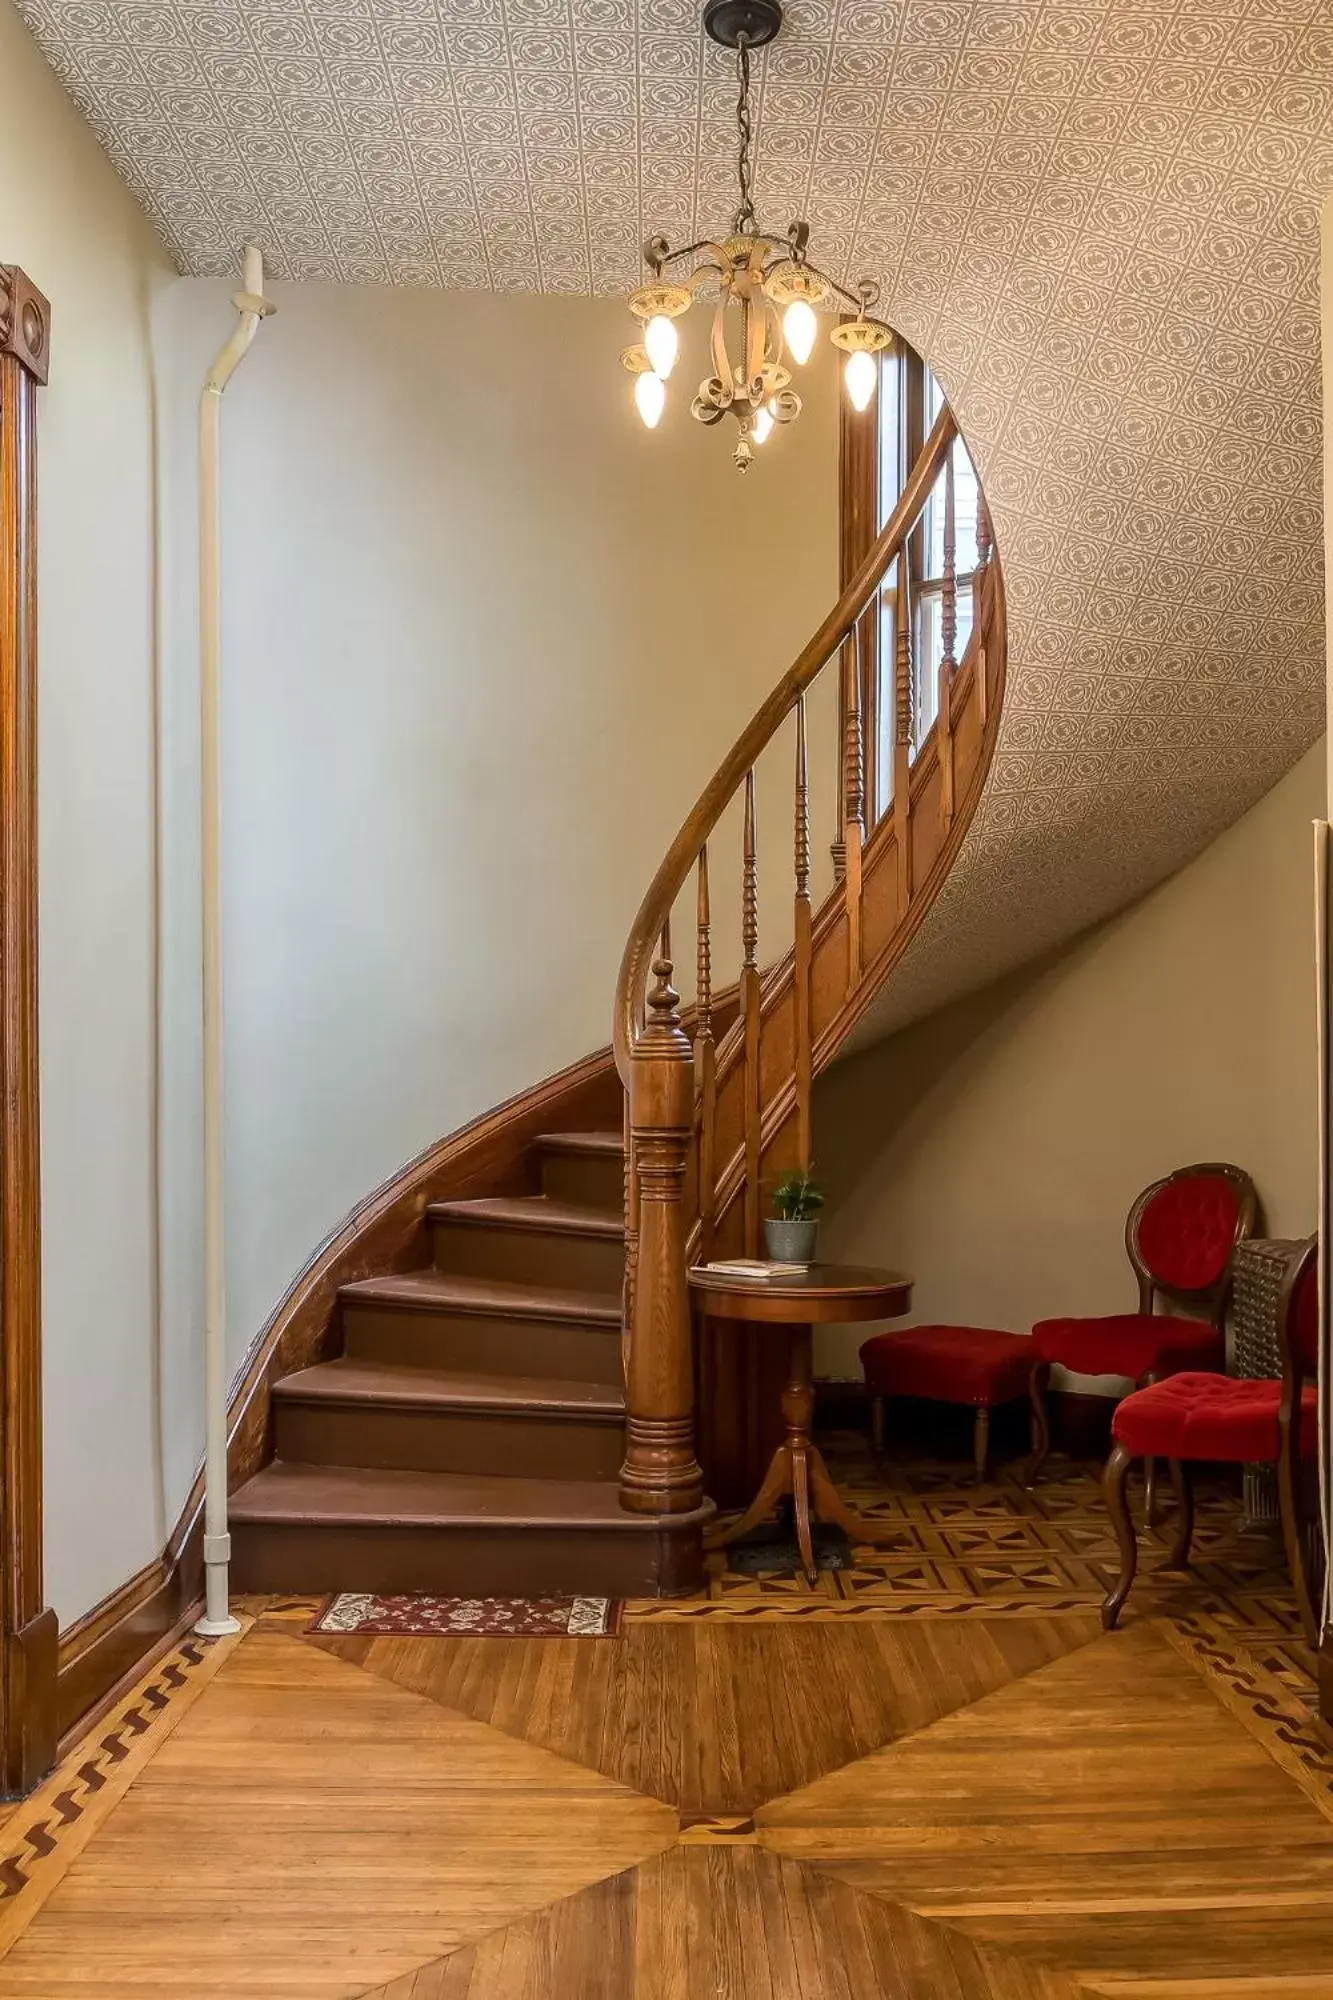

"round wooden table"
[689, 1262, 913, 1585]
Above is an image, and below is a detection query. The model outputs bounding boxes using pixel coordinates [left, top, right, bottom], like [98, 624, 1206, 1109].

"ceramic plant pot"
[764, 1218, 818, 1265]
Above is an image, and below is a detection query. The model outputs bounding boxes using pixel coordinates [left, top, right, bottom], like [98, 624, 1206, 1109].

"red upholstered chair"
[860, 1326, 1035, 1482]
[1026, 1162, 1258, 1511]
[1101, 1235, 1321, 1637]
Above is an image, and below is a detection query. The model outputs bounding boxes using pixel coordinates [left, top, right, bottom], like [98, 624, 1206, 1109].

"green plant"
[769, 1168, 825, 1223]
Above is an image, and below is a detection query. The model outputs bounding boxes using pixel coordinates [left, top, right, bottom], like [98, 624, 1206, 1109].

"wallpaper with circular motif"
[15, 0, 1330, 1030]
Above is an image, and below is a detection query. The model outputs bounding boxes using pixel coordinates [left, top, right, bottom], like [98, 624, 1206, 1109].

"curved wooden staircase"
[230, 393, 1007, 1600]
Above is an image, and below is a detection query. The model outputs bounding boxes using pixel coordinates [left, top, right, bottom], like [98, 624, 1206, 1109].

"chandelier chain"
[733, 35, 755, 234]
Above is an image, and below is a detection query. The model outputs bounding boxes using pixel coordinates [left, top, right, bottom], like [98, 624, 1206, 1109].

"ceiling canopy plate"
[704, 0, 783, 50]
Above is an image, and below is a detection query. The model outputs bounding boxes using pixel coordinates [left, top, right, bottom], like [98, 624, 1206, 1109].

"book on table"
[698, 1258, 809, 1280]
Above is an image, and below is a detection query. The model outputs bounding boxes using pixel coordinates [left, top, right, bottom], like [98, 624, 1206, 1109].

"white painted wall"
[0, 0, 176, 1623]
[816, 741, 1326, 1380]
[152, 278, 842, 1533]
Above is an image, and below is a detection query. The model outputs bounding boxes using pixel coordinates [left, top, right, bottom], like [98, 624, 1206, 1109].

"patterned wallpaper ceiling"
[16, 0, 1331, 1034]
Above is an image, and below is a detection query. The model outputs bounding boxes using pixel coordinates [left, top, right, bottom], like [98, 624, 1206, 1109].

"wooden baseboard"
[56, 1547, 201, 1748]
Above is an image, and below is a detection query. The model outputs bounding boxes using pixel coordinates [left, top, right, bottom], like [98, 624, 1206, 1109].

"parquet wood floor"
[0, 1448, 1329, 1997]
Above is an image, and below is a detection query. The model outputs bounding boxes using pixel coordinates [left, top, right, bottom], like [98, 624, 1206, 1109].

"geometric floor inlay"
[0, 1443, 1329, 1997]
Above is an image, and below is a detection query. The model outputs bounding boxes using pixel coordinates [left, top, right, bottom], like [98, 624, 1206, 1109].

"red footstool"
[860, 1325, 1034, 1481]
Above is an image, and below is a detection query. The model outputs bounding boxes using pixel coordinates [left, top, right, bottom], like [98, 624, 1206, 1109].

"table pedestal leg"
[707, 1324, 836, 1586]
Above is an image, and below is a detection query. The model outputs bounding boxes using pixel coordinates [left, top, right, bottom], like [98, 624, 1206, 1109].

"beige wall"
[815, 741, 1326, 1380]
[0, 0, 176, 1622]
[151, 278, 841, 1524]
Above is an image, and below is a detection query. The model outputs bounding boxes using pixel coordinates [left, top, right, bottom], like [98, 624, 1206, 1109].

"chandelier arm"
[653, 239, 738, 274]
[805, 268, 878, 315]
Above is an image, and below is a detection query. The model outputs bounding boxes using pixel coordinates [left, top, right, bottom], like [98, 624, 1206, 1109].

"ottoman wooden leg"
[973, 1406, 990, 1484]
[870, 1393, 886, 1458]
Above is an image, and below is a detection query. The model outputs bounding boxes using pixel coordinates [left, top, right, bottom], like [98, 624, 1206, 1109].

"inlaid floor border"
[1163, 1610, 1333, 1824]
[0, 1617, 249, 1958]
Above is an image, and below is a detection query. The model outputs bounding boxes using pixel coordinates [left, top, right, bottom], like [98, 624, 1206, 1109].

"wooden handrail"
[613, 401, 958, 1087]
[614, 394, 1004, 1529]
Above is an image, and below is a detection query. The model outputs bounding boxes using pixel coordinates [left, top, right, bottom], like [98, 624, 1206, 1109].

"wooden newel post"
[0, 266, 56, 1795]
[619, 957, 704, 1518]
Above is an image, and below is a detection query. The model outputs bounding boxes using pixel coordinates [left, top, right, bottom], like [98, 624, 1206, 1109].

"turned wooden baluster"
[620, 956, 704, 1518]
[975, 483, 993, 728]
[938, 449, 957, 833]
[695, 844, 717, 1265]
[843, 626, 865, 989]
[621, 1092, 637, 1388]
[894, 553, 913, 908]
[793, 695, 813, 1168]
[741, 768, 762, 1256]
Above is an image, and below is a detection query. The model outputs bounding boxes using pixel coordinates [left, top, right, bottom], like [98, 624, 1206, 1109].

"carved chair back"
[1125, 1162, 1259, 1329]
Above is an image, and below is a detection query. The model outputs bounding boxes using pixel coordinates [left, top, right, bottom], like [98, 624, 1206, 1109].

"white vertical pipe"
[196, 245, 274, 1637]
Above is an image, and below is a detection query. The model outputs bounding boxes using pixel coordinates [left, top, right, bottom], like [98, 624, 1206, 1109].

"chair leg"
[1024, 1361, 1052, 1488]
[870, 1394, 885, 1459]
[1138, 1373, 1163, 1529]
[973, 1405, 990, 1485]
[1101, 1441, 1138, 1631]
[1165, 1459, 1194, 1570]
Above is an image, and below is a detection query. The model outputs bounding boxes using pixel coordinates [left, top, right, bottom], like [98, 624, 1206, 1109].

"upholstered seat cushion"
[860, 1325, 1033, 1407]
[1112, 1370, 1318, 1463]
[1031, 1313, 1223, 1381]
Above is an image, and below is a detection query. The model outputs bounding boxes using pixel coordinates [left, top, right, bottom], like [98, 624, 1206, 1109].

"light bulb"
[635, 368, 666, 429]
[784, 297, 817, 366]
[845, 347, 877, 412]
[752, 405, 774, 445]
[644, 313, 678, 379]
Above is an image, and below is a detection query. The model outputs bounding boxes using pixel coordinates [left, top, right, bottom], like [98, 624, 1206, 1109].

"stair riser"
[233, 1520, 703, 1597]
[343, 1302, 623, 1383]
[538, 1149, 624, 1213]
[274, 1399, 625, 1481]
[431, 1218, 624, 1292]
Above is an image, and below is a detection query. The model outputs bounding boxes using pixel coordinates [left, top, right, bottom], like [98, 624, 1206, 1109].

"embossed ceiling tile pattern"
[14, 0, 1329, 1030]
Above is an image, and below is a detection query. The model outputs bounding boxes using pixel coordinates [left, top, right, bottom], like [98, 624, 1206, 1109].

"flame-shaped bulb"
[635, 369, 666, 429]
[845, 347, 877, 412]
[644, 314, 678, 379]
[783, 298, 818, 365]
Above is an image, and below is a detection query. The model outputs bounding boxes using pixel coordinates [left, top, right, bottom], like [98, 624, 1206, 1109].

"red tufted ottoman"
[860, 1325, 1034, 1482]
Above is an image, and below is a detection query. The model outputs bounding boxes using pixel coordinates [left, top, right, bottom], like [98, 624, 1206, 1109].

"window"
[841, 338, 984, 818]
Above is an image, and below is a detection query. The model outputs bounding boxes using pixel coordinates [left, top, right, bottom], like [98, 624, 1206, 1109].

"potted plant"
[765, 1168, 825, 1266]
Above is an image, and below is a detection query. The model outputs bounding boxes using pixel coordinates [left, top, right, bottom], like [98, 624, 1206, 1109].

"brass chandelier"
[621, 0, 893, 471]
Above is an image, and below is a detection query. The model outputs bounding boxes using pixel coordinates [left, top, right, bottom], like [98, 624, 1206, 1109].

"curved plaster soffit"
[22, 0, 1327, 1034]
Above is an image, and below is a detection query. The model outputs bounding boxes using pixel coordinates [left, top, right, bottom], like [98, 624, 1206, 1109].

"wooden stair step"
[429, 1195, 624, 1290]
[338, 1269, 622, 1383]
[229, 1462, 702, 1596]
[276, 1358, 624, 1418]
[273, 1358, 624, 1479]
[534, 1130, 624, 1156]
[428, 1195, 624, 1238]
[340, 1269, 620, 1324]
[231, 1462, 644, 1531]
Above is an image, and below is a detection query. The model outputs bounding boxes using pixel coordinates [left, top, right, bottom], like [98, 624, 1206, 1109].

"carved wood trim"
[0, 266, 55, 1798]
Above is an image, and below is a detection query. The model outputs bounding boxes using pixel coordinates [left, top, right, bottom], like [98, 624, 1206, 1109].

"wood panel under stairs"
[230, 1130, 705, 1598]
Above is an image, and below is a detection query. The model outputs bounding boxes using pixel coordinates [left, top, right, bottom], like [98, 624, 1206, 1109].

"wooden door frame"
[0, 264, 57, 1796]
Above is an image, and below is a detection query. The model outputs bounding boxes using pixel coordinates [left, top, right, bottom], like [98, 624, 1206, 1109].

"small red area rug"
[308, 1592, 623, 1638]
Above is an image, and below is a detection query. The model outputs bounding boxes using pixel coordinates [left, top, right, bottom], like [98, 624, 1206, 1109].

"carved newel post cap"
[647, 957, 680, 1023]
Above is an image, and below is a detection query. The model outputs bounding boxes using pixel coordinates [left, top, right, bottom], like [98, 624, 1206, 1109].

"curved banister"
[614, 387, 1005, 1532]
[613, 400, 958, 1087]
